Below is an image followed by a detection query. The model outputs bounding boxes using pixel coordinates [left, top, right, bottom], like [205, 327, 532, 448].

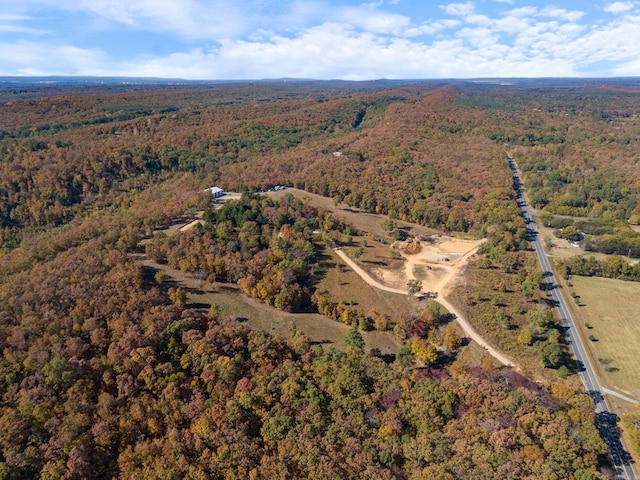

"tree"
[409, 337, 437, 364]
[168, 287, 186, 307]
[517, 329, 533, 346]
[446, 205, 468, 232]
[521, 279, 537, 299]
[344, 326, 365, 351]
[261, 412, 295, 443]
[443, 325, 462, 352]
[382, 218, 397, 232]
[559, 225, 581, 241]
[209, 302, 223, 320]
[622, 411, 640, 458]
[573, 469, 603, 480]
[396, 344, 414, 367]
[417, 307, 436, 328]
[407, 279, 423, 297]
[537, 340, 562, 368]
[426, 301, 441, 319]
[557, 365, 569, 379]
[154, 270, 168, 284]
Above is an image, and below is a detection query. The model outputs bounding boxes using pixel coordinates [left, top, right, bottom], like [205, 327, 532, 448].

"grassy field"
[141, 257, 402, 357]
[447, 262, 559, 381]
[317, 248, 415, 318]
[570, 275, 640, 397]
[266, 188, 435, 241]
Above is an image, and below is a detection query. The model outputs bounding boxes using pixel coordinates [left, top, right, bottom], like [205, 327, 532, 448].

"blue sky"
[1, 0, 639, 79]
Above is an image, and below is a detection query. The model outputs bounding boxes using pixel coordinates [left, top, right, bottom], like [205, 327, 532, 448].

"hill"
[2, 78, 640, 478]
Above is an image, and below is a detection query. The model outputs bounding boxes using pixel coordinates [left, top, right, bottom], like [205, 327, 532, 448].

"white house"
[205, 186, 224, 199]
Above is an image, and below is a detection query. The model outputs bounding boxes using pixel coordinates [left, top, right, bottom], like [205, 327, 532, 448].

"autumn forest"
[1, 78, 640, 479]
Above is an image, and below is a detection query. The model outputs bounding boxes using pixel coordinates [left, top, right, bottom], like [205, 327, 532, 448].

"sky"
[1, 0, 639, 80]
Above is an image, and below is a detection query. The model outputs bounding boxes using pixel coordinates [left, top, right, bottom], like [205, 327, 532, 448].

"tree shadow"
[361, 260, 389, 266]
[380, 353, 396, 364]
[186, 302, 211, 310]
[218, 284, 241, 292]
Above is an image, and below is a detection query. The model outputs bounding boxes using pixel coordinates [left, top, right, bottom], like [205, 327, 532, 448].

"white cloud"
[10, 0, 412, 40]
[440, 2, 475, 16]
[492, 13, 532, 35]
[457, 26, 502, 50]
[569, 14, 640, 64]
[1, 0, 640, 79]
[615, 57, 640, 75]
[403, 20, 460, 37]
[98, 20, 584, 79]
[464, 14, 492, 26]
[8, 0, 253, 40]
[604, 2, 635, 13]
[83, 0, 249, 39]
[0, 41, 108, 75]
[0, 25, 49, 34]
[1, 10, 637, 80]
[0, 12, 48, 35]
[539, 7, 585, 22]
[507, 7, 538, 18]
[337, 8, 411, 34]
[442, 19, 462, 28]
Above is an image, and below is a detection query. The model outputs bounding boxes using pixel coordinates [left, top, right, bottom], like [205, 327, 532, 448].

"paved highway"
[508, 154, 636, 480]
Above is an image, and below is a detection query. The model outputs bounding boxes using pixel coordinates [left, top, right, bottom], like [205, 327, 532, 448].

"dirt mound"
[397, 238, 422, 255]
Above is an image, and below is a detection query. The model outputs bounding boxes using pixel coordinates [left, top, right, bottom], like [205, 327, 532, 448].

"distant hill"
[0, 76, 435, 100]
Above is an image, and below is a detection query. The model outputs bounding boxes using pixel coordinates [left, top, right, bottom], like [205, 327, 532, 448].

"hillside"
[2, 79, 640, 478]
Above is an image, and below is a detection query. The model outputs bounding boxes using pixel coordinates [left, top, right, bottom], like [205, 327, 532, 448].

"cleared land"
[381, 236, 485, 297]
[265, 188, 435, 240]
[139, 256, 401, 356]
[318, 250, 416, 321]
[265, 187, 484, 302]
[334, 247, 516, 368]
[570, 275, 640, 399]
[154, 188, 500, 366]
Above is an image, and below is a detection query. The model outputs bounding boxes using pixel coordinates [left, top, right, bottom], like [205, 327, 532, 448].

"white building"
[205, 186, 224, 198]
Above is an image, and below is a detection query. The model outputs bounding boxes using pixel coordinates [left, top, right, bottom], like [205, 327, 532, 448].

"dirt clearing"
[371, 235, 486, 297]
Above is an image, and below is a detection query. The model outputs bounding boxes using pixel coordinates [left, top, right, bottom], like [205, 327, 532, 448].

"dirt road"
[335, 249, 408, 296]
[335, 248, 516, 368]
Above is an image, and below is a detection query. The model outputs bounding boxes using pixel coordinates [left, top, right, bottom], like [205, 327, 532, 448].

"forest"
[1, 78, 640, 478]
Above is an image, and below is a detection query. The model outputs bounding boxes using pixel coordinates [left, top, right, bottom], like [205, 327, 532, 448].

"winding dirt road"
[335, 248, 517, 368]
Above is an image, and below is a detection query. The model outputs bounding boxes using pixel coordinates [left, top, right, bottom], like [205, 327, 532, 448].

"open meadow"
[140, 256, 402, 356]
[570, 275, 640, 398]
[266, 188, 435, 241]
